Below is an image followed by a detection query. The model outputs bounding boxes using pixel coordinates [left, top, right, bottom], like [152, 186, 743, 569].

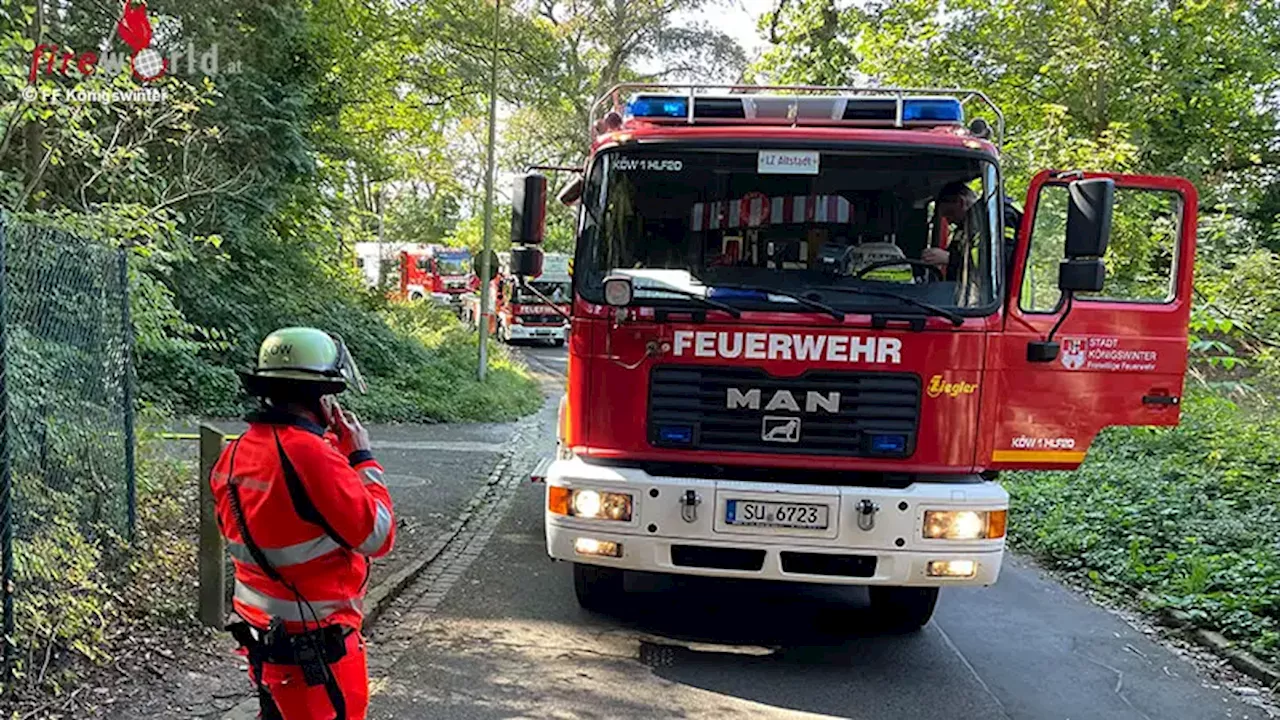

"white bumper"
[543, 456, 1008, 588]
[508, 324, 568, 341]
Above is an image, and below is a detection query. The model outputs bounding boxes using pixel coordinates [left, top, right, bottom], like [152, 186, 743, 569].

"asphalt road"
[365, 344, 1265, 720]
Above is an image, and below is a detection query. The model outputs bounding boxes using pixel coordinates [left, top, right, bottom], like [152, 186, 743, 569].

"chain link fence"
[0, 212, 136, 675]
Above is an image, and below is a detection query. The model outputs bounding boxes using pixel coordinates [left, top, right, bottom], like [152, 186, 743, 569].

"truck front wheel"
[573, 563, 625, 613]
[868, 586, 939, 632]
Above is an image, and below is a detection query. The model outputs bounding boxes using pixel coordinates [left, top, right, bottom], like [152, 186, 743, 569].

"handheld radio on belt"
[223, 431, 356, 719]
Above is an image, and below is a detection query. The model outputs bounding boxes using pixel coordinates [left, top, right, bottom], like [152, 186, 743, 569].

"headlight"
[923, 509, 1007, 540]
[548, 487, 633, 522]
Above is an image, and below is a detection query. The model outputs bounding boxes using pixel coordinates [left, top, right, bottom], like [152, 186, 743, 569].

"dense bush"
[139, 296, 542, 423]
[1006, 392, 1280, 664]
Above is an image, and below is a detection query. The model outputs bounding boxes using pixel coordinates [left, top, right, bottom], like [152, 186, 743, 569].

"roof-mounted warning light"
[592, 84, 1003, 147]
[902, 97, 964, 123]
[626, 96, 689, 119]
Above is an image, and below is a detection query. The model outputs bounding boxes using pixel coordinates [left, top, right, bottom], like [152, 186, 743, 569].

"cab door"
[981, 170, 1198, 470]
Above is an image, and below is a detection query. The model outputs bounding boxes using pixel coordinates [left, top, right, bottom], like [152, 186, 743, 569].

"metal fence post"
[198, 424, 225, 628]
[0, 217, 12, 679]
[119, 249, 136, 540]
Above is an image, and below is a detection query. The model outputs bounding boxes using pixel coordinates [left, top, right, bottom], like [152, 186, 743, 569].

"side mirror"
[511, 174, 548, 245]
[476, 249, 500, 282]
[510, 246, 544, 278]
[1058, 258, 1105, 293]
[558, 177, 583, 206]
[602, 275, 633, 306]
[1065, 178, 1114, 258]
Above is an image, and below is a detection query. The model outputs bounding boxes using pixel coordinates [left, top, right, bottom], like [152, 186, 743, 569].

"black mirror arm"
[517, 278, 573, 322]
[1026, 291, 1074, 363]
[1045, 291, 1074, 345]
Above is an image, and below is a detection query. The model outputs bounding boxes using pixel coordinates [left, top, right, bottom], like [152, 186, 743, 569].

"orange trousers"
[247, 631, 368, 720]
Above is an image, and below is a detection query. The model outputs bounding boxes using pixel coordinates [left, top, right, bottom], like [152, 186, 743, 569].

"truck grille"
[647, 366, 921, 458]
[519, 314, 563, 325]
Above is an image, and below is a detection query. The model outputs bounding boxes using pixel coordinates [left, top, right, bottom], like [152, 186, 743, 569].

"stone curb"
[1140, 592, 1280, 691]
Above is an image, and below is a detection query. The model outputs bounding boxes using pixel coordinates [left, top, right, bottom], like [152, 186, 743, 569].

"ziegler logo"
[761, 416, 801, 443]
[926, 375, 978, 398]
[727, 388, 841, 414]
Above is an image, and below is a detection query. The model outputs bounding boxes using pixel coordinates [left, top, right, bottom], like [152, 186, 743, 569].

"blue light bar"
[902, 98, 963, 123]
[658, 425, 694, 444]
[708, 287, 767, 301]
[870, 433, 907, 453]
[627, 96, 689, 119]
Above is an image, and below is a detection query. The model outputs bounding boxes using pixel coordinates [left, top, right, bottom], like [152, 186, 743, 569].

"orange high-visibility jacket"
[210, 409, 395, 632]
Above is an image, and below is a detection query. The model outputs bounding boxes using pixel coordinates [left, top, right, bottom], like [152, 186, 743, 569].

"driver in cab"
[921, 182, 978, 279]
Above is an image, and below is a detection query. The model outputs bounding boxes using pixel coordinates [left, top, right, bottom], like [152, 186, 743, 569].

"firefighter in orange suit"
[210, 327, 395, 719]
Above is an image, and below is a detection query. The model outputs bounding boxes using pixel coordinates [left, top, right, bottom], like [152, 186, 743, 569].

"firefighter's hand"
[922, 247, 950, 270]
[331, 402, 372, 456]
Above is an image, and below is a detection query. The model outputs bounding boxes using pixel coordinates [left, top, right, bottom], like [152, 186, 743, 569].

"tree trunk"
[24, 0, 46, 209]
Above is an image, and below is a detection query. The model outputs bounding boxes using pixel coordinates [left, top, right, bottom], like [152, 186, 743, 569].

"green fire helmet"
[240, 327, 368, 397]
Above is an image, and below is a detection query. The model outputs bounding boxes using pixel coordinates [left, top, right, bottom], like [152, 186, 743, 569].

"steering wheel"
[852, 258, 944, 283]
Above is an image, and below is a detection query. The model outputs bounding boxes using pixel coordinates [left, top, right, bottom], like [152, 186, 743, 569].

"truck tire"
[553, 338, 566, 347]
[867, 586, 939, 632]
[573, 563, 624, 612]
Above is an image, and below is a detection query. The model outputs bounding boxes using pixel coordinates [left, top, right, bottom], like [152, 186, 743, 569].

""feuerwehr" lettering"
[671, 330, 902, 363]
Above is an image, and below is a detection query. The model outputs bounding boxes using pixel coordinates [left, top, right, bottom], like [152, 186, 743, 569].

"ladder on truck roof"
[590, 83, 1005, 148]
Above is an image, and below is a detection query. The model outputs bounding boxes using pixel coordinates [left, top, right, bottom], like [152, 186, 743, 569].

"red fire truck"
[494, 252, 572, 345]
[398, 246, 480, 306]
[463, 252, 571, 344]
[515, 85, 1197, 629]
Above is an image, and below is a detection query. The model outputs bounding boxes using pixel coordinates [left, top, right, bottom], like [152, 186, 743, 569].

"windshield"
[514, 280, 570, 304]
[577, 147, 1003, 314]
[438, 255, 471, 275]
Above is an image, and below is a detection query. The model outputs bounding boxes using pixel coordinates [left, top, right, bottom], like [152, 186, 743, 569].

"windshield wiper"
[705, 283, 845, 321]
[632, 286, 743, 318]
[807, 285, 964, 326]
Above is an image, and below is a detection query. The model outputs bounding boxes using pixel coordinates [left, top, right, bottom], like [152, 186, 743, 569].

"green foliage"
[5, 420, 205, 697]
[1007, 392, 1280, 664]
[345, 304, 542, 423]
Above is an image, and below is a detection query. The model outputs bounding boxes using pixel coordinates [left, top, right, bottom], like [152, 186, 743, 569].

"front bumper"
[508, 324, 568, 341]
[542, 456, 1007, 588]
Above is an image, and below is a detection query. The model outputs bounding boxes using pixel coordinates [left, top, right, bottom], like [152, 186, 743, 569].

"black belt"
[230, 620, 353, 666]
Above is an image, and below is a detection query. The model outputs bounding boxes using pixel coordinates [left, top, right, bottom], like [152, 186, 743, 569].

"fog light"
[927, 560, 976, 578]
[923, 509, 1007, 540]
[575, 537, 622, 558]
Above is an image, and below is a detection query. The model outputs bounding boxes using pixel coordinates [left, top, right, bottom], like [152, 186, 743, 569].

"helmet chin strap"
[265, 396, 331, 429]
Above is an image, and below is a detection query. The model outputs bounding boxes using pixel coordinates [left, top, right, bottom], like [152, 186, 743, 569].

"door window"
[1019, 185, 1182, 312]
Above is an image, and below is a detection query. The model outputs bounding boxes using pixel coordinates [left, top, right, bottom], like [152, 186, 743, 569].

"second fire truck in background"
[465, 253, 572, 345]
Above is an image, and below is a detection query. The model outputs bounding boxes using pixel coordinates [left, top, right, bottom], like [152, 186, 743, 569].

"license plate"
[725, 500, 829, 530]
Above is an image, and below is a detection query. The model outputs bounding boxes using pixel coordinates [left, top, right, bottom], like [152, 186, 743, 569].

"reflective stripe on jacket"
[210, 409, 395, 632]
